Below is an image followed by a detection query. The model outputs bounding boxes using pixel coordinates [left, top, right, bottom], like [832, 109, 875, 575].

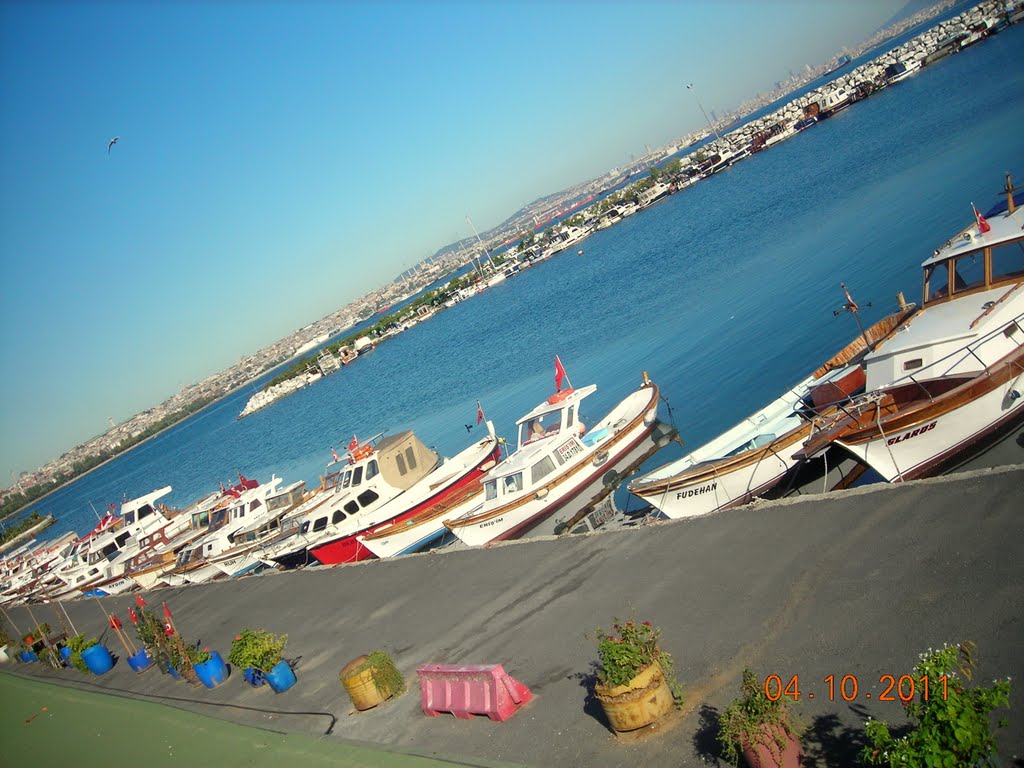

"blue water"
[20, 25, 1024, 539]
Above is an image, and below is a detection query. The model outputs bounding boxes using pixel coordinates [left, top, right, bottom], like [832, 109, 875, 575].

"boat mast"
[466, 215, 491, 277]
[1005, 173, 1017, 214]
[833, 283, 874, 352]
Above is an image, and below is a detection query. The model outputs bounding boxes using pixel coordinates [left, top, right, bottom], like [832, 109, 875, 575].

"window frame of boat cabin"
[922, 235, 1024, 307]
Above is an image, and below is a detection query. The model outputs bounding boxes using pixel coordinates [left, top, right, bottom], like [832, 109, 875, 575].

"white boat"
[799, 180, 1024, 481]
[884, 59, 921, 85]
[307, 426, 502, 565]
[445, 372, 660, 547]
[627, 305, 917, 519]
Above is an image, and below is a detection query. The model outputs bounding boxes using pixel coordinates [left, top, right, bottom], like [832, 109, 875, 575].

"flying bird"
[107, 136, 120, 154]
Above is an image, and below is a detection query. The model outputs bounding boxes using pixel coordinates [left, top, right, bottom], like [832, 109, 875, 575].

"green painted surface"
[0, 672, 461, 768]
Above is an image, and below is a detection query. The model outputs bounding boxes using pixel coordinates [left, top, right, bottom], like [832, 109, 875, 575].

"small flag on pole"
[554, 355, 567, 392]
[136, 594, 146, 608]
[108, 614, 122, 630]
[331, 447, 340, 462]
[972, 202, 991, 233]
[162, 602, 173, 620]
[476, 401, 485, 425]
[348, 435, 359, 452]
[128, 607, 138, 625]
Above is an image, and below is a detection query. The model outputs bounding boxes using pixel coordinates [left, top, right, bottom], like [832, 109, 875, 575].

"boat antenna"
[1005, 172, 1017, 215]
[88, 500, 102, 523]
[833, 283, 874, 351]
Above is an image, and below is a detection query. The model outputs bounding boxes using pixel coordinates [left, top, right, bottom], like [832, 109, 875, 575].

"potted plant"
[66, 633, 113, 675]
[718, 668, 802, 768]
[0, 626, 11, 663]
[592, 616, 684, 733]
[228, 628, 295, 692]
[191, 644, 228, 689]
[340, 650, 405, 711]
[862, 641, 1012, 767]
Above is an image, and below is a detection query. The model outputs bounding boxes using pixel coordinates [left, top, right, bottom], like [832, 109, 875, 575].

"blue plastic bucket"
[59, 646, 72, 662]
[194, 651, 228, 689]
[81, 644, 114, 675]
[243, 667, 266, 687]
[165, 663, 181, 680]
[127, 647, 153, 673]
[264, 660, 297, 693]
[20, 650, 38, 663]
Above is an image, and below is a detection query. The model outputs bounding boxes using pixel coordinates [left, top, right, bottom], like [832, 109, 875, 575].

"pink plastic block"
[416, 663, 532, 722]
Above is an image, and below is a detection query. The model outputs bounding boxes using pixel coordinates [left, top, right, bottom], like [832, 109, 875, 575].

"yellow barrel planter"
[594, 660, 674, 732]
[341, 651, 404, 711]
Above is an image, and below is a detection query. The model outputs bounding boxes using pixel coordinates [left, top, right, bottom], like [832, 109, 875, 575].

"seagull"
[107, 136, 120, 154]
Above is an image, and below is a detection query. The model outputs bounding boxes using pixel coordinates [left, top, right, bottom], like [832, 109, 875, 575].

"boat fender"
[546, 388, 575, 405]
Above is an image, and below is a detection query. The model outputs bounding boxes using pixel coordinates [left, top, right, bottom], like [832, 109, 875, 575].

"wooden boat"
[628, 304, 917, 519]
[307, 428, 502, 565]
[445, 372, 660, 547]
[798, 177, 1024, 481]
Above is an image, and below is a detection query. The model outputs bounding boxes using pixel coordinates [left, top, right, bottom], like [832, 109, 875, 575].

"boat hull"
[310, 444, 500, 566]
[447, 384, 659, 547]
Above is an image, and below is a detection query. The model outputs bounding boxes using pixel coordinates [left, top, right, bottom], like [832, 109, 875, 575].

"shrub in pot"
[228, 628, 294, 692]
[718, 668, 802, 768]
[341, 650, 404, 710]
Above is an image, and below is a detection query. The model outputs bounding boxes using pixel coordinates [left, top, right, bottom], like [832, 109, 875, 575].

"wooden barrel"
[341, 655, 384, 711]
[594, 661, 674, 733]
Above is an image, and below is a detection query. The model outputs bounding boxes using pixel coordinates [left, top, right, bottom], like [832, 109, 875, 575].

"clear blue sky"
[0, 0, 905, 481]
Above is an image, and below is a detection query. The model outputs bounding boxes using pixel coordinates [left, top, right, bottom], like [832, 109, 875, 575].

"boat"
[627, 301, 918, 519]
[306, 427, 502, 565]
[798, 179, 1024, 482]
[818, 85, 854, 119]
[884, 59, 921, 85]
[444, 371, 660, 547]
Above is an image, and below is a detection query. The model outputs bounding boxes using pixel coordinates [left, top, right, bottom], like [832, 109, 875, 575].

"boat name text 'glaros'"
[886, 420, 938, 446]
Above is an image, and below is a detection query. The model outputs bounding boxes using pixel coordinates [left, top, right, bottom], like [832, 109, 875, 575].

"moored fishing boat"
[445, 368, 660, 547]
[627, 299, 918, 519]
[307, 426, 502, 565]
[798, 180, 1024, 481]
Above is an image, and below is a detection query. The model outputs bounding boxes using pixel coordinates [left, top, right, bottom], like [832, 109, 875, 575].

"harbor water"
[24, 23, 1024, 539]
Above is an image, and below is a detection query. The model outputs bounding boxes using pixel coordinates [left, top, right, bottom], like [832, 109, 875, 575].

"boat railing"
[804, 312, 1024, 428]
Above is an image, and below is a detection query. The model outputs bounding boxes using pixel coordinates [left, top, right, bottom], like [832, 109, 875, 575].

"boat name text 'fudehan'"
[676, 482, 717, 500]
[886, 420, 938, 446]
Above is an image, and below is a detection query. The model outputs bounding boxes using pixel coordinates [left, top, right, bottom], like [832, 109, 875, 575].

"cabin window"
[396, 454, 407, 475]
[125, 512, 136, 525]
[952, 252, 986, 293]
[924, 261, 951, 303]
[344, 500, 359, 515]
[227, 532, 236, 544]
[300, 521, 310, 534]
[116, 531, 131, 547]
[357, 489, 380, 507]
[531, 456, 556, 485]
[990, 238, 1024, 281]
[365, 460, 379, 480]
[341, 470, 352, 488]
[484, 479, 497, 501]
[405, 447, 417, 470]
[251, 499, 261, 511]
[503, 472, 523, 495]
[352, 466, 363, 486]
[312, 516, 328, 533]
[566, 406, 575, 429]
[139, 505, 152, 520]
[332, 510, 346, 524]
[903, 358, 924, 372]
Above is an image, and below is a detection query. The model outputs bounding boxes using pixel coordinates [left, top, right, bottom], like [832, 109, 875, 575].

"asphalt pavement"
[3, 464, 1022, 767]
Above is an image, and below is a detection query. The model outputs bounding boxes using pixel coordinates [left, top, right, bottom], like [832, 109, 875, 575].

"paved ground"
[3, 464, 1022, 767]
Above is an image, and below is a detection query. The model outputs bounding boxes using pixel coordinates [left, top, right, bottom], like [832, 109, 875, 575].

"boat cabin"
[863, 194, 1023, 390]
[515, 384, 596, 450]
[120, 486, 173, 528]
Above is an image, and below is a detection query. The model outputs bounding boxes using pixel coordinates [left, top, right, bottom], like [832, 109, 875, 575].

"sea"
[15, 23, 1024, 541]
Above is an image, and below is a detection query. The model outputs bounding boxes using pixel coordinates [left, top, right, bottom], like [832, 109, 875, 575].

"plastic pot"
[194, 651, 228, 689]
[81, 644, 114, 675]
[265, 660, 297, 693]
[127, 647, 153, 673]
[243, 667, 266, 687]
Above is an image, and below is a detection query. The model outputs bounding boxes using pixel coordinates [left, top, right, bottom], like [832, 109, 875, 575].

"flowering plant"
[862, 641, 1011, 767]
[594, 616, 683, 706]
[228, 628, 287, 674]
[67, 633, 98, 674]
[718, 668, 800, 766]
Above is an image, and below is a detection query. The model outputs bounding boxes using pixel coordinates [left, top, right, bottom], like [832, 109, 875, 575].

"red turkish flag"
[128, 607, 138, 625]
[476, 401, 484, 425]
[348, 435, 359, 452]
[973, 203, 991, 234]
[135, 594, 146, 608]
[554, 355, 567, 392]
[162, 602, 173, 620]
[109, 614, 122, 630]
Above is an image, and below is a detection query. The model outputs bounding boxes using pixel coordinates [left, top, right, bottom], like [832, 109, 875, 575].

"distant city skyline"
[0, 0, 912, 480]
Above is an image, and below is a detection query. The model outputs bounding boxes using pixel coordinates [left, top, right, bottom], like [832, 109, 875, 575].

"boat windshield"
[519, 412, 561, 446]
[991, 238, 1024, 281]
